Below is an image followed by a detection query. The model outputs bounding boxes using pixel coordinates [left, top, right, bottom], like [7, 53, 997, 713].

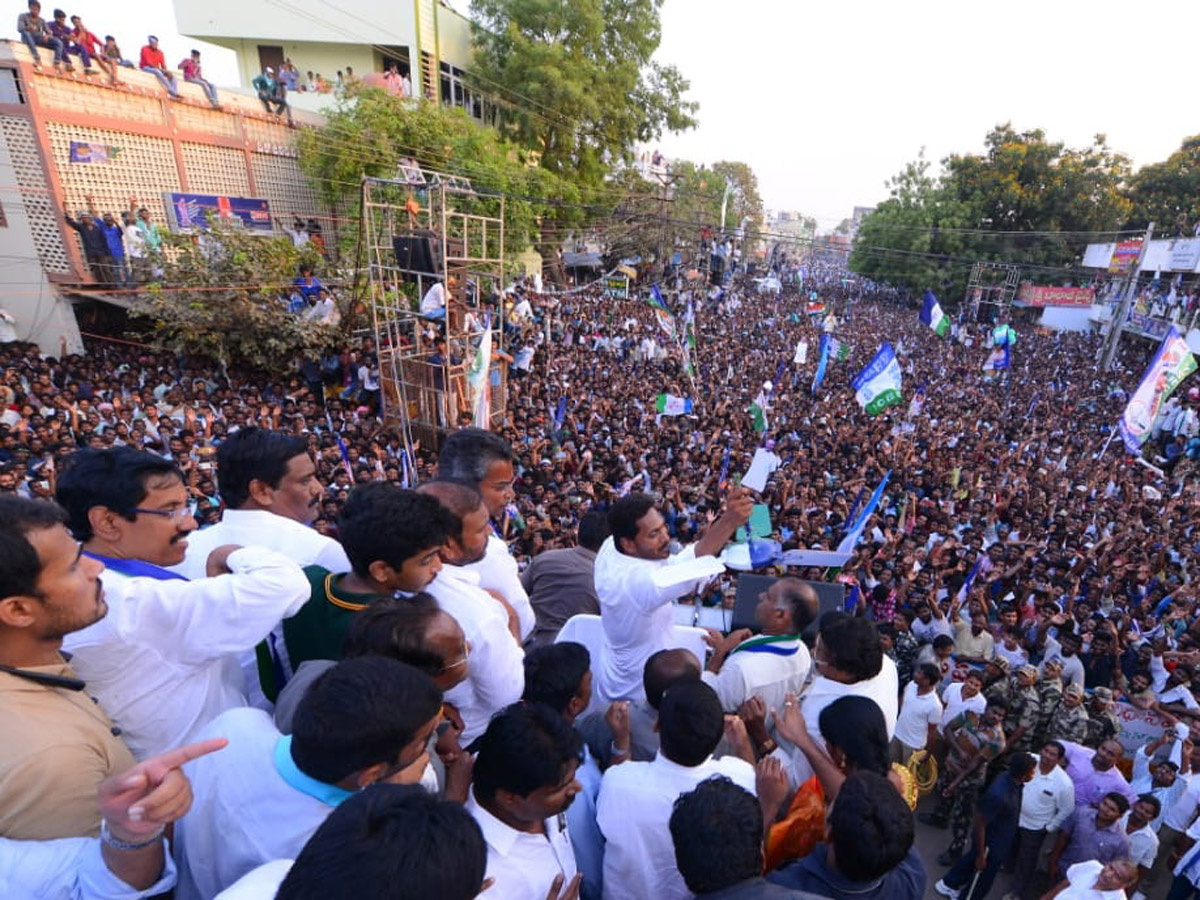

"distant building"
[174, 0, 485, 118]
[0, 40, 330, 352]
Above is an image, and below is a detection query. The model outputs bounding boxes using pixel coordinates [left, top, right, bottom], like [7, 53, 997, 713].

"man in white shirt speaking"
[594, 489, 752, 703]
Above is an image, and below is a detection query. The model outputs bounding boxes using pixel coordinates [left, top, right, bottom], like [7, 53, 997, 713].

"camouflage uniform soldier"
[918, 697, 1008, 865]
[1047, 682, 1089, 744]
[1004, 665, 1044, 754]
[1084, 687, 1121, 749]
[1035, 658, 1065, 746]
[983, 657, 1013, 702]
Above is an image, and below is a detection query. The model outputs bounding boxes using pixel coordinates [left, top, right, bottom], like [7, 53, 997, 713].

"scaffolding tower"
[964, 262, 1021, 322]
[362, 166, 507, 453]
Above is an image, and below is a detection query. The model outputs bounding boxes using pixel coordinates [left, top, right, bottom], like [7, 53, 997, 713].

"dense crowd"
[2, 252, 1200, 900]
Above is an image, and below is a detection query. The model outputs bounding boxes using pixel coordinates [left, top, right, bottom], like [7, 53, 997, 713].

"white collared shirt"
[214, 860, 294, 899]
[593, 537, 698, 703]
[1019, 759, 1076, 831]
[596, 752, 756, 900]
[1057, 860, 1127, 900]
[700, 634, 811, 720]
[1127, 821, 1159, 869]
[0, 836, 176, 900]
[173, 508, 351, 580]
[466, 789, 576, 900]
[462, 534, 535, 642]
[938, 682, 987, 730]
[426, 566, 525, 745]
[62, 548, 308, 760]
[174, 708, 339, 900]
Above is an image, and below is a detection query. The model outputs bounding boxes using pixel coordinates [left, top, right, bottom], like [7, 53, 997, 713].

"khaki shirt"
[0, 660, 135, 840]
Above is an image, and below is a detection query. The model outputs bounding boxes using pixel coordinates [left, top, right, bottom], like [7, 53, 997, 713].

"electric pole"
[1101, 222, 1154, 372]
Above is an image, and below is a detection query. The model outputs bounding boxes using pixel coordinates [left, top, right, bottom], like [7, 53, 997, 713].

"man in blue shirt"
[935, 753, 1036, 900]
[97, 209, 128, 289]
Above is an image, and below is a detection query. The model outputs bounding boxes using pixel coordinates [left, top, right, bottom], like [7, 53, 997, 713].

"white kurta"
[700, 635, 811, 721]
[62, 548, 308, 760]
[593, 538, 698, 703]
[462, 534, 536, 642]
[425, 566, 525, 745]
[0, 836, 176, 900]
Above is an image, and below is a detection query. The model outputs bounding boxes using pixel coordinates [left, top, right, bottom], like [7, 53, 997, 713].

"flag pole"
[1094, 424, 1119, 460]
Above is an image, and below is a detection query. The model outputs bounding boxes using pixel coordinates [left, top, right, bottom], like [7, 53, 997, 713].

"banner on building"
[1016, 284, 1095, 308]
[163, 193, 273, 233]
[1108, 239, 1143, 274]
[69, 141, 122, 163]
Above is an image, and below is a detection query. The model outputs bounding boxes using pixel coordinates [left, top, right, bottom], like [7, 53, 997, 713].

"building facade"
[0, 40, 330, 352]
[173, 0, 480, 116]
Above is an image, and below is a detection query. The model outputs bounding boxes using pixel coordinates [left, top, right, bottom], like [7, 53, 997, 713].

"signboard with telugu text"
[1169, 238, 1200, 272]
[1114, 701, 1168, 753]
[1016, 284, 1095, 308]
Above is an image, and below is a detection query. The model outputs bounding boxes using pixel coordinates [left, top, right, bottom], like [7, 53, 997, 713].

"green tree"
[850, 125, 1133, 300]
[129, 222, 332, 369]
[467, 0, 697, 185]
[1125, 134, 1200, 235]
[297, 90, 583, 260]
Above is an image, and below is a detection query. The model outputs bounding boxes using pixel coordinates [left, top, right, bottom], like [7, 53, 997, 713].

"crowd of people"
[2, 251, 1200, 900]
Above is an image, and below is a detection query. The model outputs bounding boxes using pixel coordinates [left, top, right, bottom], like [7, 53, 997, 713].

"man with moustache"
[173, 428, 349, 697]
[55, 447, 308, 759]
[418, 480, 525, 745]
[594, 489, 753, 703]
[0, 494, 136, 839]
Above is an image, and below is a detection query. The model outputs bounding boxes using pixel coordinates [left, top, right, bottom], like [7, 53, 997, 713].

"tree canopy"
[849, 124, 1133, 301]
[467, 0, 697, 185]
[1125, 134, 1200, 236]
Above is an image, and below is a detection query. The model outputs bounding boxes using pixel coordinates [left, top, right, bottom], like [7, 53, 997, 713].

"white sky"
[120, 0, 1200, 230]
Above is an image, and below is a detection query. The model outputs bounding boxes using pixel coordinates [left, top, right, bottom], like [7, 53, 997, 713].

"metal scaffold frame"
[964, 262, 1021, 321]
[362, 165, 507, 454]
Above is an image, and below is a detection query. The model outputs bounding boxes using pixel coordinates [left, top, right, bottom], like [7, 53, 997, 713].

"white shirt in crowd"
[596, 753, 756, 900]
[1056, 860, 1129, 900]
[462, 534, 536, 642]
[939, 682, 987, 730]
[0, 836, 176, 900]
[1163, 777, 1200, 832]
[420, 282, 447, 315]
[424, 565, 525, 745]
[894, 681, 943, 751]
[174, 708, 342, 900]
[592, 538, 700, 703]
[791, 657, 899, 784]
[466, 788, 577, 900]
[63, 549, 308, 760]
[1173, 817, 1200, 889]
[1127, 821, 1159, 870]
[910, 614, 952, 644]
[1018, 757, 1076, 831]
[700, 634, 810, 724]
[174, 508, 351, 580]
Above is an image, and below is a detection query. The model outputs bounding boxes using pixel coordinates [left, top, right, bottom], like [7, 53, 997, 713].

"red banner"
[1017, 283, 1095, 308]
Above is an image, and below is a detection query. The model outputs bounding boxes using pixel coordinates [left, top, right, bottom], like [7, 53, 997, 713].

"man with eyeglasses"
[53, 447, 308, 759]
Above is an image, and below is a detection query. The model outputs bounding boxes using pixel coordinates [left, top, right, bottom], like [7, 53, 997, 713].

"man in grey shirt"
[521, 510, 608, 647]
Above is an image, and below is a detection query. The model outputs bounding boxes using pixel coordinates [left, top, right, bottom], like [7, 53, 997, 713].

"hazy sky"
[123, 0, 1200, 229]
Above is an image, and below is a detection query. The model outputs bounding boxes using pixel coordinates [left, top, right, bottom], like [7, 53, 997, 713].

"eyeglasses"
[438, 643, 471, 674]
[127, 506, 193, 522]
